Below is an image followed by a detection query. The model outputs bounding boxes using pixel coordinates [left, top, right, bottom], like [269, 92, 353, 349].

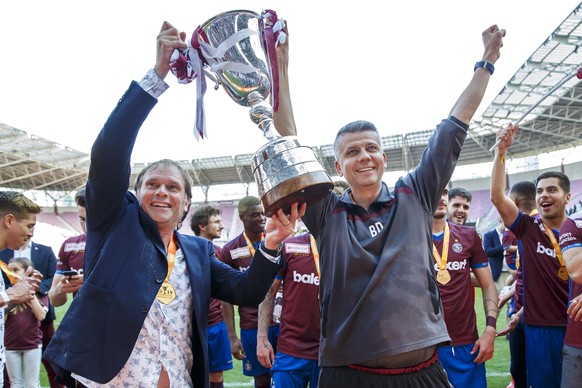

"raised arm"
[449, 25, 506, 124]
[490, 123, 520, 226]
[272, 23, 296, 136]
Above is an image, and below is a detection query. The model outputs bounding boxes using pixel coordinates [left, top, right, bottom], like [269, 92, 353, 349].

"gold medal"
[436, 269, 451, 285]
[558, 266, 569, 282]
[157, 281, 177, 304]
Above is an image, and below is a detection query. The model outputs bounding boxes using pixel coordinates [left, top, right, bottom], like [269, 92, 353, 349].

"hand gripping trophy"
[170, 9, 333, 216]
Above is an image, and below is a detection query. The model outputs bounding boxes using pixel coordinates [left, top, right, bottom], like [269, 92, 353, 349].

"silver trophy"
[188, 9, 333, 216]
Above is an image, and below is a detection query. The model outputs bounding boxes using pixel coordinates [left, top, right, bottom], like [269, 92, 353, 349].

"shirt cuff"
[138, 69, 169, 99]
[259, 246, 280, 263]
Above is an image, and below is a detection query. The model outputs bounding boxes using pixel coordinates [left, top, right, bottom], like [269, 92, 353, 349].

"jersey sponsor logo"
[536, 242, 556, 258]
[285, 243, 310, 254]
[433, 259, 467, 272]
[452, 242, 463, 253]
[559, 232, 577, 245]
[369, 222, 384, 237]
[293, 271, 319, 285]
[64, 241, 86, 252]
[230, 246, 251, 259]
[575, 220, 582, 229]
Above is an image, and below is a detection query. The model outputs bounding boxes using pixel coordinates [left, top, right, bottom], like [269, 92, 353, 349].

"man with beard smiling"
[447, 187, 473, 225]
[490, 123, 570, 388]
[220, 196, 280, 388]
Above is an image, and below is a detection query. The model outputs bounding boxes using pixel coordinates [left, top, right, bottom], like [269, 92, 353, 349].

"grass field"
[42, 288, 513, 387]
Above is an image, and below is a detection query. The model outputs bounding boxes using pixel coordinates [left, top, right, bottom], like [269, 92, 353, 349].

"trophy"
[173, 10, 333, 216]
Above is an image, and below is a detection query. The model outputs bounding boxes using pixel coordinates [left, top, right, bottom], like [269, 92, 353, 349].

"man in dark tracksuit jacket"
[297, 26, 507, 387]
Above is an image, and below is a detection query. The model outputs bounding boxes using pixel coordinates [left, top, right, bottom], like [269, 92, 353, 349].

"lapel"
[175, 234, 203, 319]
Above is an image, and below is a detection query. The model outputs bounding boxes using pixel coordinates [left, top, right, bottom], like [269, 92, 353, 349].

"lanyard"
[243, 232, 264, 256]
[165, 234, 177, 283]
[309, 234, 320, 278]
[517, 209, 539, 270]
[432, 222, 450, 270]
[541, 223, 565, 268]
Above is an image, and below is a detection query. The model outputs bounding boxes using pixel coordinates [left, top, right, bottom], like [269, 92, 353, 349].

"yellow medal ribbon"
[157, 234, 177, 304]
[516, 209, 540, 270]
[0, 261, 21, 285]
[541, 223, 568, 282]
[433, 222, 451, 285]
[243, 232, 264, 257]
[309, 234, 321, 300]
[309, 234, 320, 279]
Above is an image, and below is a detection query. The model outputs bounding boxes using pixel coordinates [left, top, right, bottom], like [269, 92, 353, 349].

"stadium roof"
[2, 4, 582, 194]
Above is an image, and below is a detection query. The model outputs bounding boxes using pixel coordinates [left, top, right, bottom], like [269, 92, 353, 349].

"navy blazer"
[0, 242, 57, 321]
[483, 229, 504, 281]
[43, 81, 282, 388]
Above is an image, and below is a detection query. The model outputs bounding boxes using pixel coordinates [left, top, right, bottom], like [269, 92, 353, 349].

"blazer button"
[141, 305, 149, 313]
[156, 277, 164, 284]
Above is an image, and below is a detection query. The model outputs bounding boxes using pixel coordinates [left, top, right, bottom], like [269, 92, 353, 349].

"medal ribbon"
[309, 234, 320, 278]
[515, 246, 521, 270]
[432, 222, 450, 270]
[243, 232, 265, 257]
[0, 261, 21, 285]
[541, 223, 566, 269]
[516, 209, 540, 270]
[164, 234, 177, 283]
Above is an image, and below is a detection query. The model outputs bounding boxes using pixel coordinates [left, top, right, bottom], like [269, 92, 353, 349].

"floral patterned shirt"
[74, 248, 193, 387]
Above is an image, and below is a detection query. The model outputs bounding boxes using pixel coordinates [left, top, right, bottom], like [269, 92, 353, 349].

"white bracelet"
[0, 291, 10, 305]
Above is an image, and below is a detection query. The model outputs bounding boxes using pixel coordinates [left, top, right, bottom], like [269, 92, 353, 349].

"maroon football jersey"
[208, 244, 224, 326]
[559, 217, 582, 347]
[277, 233, 320, 360]
[220, 233, 276, 330]
[510, 213, 568, 326]
[57, 234, 86, 274]
[433, 222, 488, 345]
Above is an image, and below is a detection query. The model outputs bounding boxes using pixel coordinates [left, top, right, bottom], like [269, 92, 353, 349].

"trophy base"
[261, 171, 334, 217]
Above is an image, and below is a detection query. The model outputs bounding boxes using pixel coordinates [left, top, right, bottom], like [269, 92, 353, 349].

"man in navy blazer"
[483, 221, 506, 283]
[44, 21, 303, 388]
[0, 240, 60, 388]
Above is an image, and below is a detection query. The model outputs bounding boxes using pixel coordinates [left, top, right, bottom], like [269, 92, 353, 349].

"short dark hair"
[448, 187, 472, 203]
[238, 196, 261, 216]
[333, 120, 379, 160]
[0, 191, 41, 220]
[75, 187, 86, 208]
[536, 171, 570, 194]
[509, 180, 536, 201]
[134, 159, 193, 223]
[190, 205, 221, 236]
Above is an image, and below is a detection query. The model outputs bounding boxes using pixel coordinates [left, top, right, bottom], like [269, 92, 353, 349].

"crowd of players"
[0, 16, 579, 388]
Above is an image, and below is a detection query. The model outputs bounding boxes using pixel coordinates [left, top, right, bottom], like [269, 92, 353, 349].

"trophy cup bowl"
[196, 10, 333, 216]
